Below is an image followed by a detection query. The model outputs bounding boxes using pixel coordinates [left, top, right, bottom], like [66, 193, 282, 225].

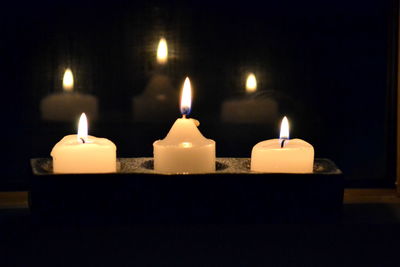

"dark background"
[1, 0, 397, 189]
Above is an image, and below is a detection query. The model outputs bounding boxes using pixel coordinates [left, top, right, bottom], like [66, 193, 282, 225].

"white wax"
[220, 97, 278, 124]
[41, 93, 98, 122]
[251, 138, 314, 173]
[153, 118, 216, 174]
[51, 134, 116, 173]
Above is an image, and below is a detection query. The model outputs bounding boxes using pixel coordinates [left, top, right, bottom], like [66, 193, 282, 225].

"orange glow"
[157, 38, 168, 64]
[63, 68, 74, 92]
[246, 73, 257, 93]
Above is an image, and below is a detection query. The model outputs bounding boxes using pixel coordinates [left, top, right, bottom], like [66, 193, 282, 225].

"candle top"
[154, 118, 214, 147]
[253, 138, 313, 150]
[52, 135, 116, 147]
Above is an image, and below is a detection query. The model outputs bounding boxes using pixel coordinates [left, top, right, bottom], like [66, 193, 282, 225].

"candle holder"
[30, 158, 343, 224]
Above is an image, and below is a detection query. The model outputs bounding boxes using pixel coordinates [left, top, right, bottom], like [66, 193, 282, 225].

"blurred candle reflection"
[132, 37, 177, 122]
[157, 37, 168, 65]
[245, 73, 257, 93]
[220, 72, 278, 124]
[40, 68, 98, 122]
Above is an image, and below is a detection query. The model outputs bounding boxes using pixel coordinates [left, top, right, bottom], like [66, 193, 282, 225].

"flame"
[157, 38, 168, 64]
[63, 68, 74, 92]
[279, 116, 289, 139]
[246, 73, 257, 93]
[180, 77, 192, 116]
[77, 113, 88, 143]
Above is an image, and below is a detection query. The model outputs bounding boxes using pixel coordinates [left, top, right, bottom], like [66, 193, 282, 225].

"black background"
[1, 0, 397, 188]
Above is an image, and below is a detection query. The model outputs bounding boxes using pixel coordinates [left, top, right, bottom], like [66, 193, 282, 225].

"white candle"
[153, 77, 216, 173]
[51, 113, 117, 173]
[41, 68, 98, 122]
[251, 116, 314, 173]
[221, 73, 278, 124]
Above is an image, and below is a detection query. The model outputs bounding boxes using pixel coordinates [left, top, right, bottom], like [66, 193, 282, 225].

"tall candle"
[251, 116, 314, 173]
[41, 68, 98, 122]
[153, 77, 216, 173]
[51, 113, 116, 173]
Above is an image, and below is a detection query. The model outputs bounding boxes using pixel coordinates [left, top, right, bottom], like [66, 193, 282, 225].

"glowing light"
[63, 68, 74, 92]
[77, 113, 88, 143]
[279, 116, 289, 140]
[246, 73, 257, 93]
[180, 77, 192, 116]
[157, 38, 168, 64]
[180, 142, 193, 148]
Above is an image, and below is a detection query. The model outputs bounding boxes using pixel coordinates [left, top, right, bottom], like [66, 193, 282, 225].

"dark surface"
[1, 209, 400, 266]
[29, 158, 343, 224]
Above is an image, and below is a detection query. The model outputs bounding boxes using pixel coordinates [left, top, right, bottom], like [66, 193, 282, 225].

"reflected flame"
[77, 113, 88, 143]
[180, 142, 193, 148]
[180, 77, 192, 116]
[279, 116, 289, 139]
[246, 73, 257, 93]
[63, 68, 74, 92]
[157, 38, 168, 64]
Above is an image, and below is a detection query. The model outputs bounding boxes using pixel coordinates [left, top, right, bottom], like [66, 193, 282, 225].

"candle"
[221, 73, 278, 124]
[251, 116, 314, 173]
[51, 113, 117, 173]
[41, 68, 98, 122]
[153, 77, 216, 173]
[132, 38, 177, 122]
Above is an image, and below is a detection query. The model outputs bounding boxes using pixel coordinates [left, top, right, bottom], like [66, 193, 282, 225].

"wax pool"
[251, 138, 314, 173]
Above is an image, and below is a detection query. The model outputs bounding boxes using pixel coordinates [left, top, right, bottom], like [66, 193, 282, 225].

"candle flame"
[157, 38, 168, 64]
[63, 68, 74, 92]
[180, 77, 192, 116]
[77, 113, 88, 143]
[246, 73, 257, 93]
[279, 116, 289, 139]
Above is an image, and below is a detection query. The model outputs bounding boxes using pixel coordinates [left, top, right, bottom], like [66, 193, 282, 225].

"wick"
[182, 114, 187, 119]
[80, 138, 86, 144]
[280, 139, 287, 148]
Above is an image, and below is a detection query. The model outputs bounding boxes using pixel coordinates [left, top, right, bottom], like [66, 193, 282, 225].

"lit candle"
[51, 113, 117, 173]
[153, 77, 216, 173]
[220, 73, 278, 124]
[251, 116, 314, 173]
[40, 68, 98, 122]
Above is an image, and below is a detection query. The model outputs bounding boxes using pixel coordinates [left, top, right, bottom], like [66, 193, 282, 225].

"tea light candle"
[251, 116, 314, 173]
[41, 68, 98, 122]
[51, 113, 117, 173]
[153, 77, 216, 173]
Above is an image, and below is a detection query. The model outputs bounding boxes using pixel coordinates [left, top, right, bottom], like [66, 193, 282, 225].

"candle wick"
[182, 114, 187, 119]
[280, 139, 287, 148]
[80, 138, 86, 144]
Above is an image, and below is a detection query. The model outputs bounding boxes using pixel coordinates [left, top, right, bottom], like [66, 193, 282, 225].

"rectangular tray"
[30, 158, 343, 223]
